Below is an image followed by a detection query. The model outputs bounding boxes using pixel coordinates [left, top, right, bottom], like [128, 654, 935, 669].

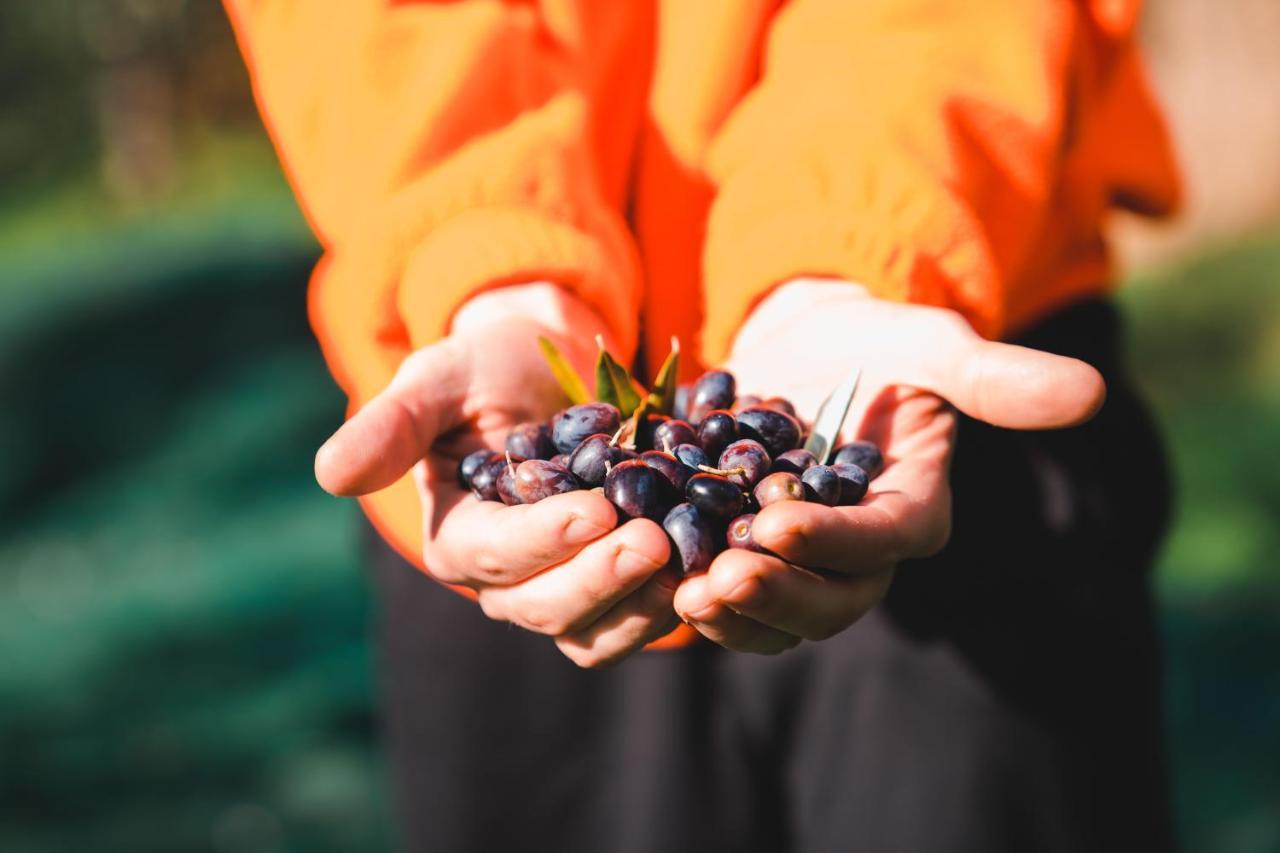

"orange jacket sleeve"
[697, 0, 1180, 360]
[224, 0, 649, 402]
[224, 0, 653, 570]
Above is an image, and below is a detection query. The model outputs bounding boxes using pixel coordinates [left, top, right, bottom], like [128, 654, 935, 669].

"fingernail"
[565, 514, 611, 543]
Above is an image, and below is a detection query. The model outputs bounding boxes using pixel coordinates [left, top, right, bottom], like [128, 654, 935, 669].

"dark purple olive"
[505, 421, 556, 460]
[673, 384, 693, 421]
[735, 406, 802, 458]
[688, 370, 736, 424]
[832, 462, 870, 505]
[634, 413, 671, 452]
[496, 456, 526, 506]
[663, 502, 717, 576]
[604, 459, 668, 521]
[513, 459, 579, 504]
[754, 471, 804, 508]
[654, 418, 698, 453]
[801, 465, 841, 506]
[470, 457, 510, 502]
[771, 448, 817, 475]
[833, 441, 884, 479]
[550, 453, 570, 468]
[567, 433, 622, 487]
[733, 394, 762, 412]
[672, 443, 709, 472]
[697, 409, 738, 461]
[761, 397, 798, 418]
[457, 449, 498, 490]
[641, 450, 693, 498]
[726, 513, 766, 552]
[717, 439, 770, 489]
[686, 472, 745, 519]
[553, 402, 622, 454]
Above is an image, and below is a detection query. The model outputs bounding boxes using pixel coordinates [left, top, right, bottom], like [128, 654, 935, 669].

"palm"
[670, 279, 1105, 653]
[316, 279, 1103, 663]
[722, 298, 963, 581]
[419, 318, 599, 532]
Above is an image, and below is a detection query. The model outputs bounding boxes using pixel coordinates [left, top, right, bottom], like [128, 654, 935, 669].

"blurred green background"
[1, 3, 1276, 852]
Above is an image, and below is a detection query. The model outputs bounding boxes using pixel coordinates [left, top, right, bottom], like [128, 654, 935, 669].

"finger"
[554, 573, 682, 668]
[315, 340, 471, 496]
[425, 486, 621, 587]
[674, 573, 800, 655]
[476, 519, 670, 635]
[911, 312, 1106, 430]
[699, 549, 892, 641]
[751, 457, 951, 574]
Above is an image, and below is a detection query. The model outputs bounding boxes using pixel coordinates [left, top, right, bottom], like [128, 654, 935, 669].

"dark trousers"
[367, 300, 1174, 853]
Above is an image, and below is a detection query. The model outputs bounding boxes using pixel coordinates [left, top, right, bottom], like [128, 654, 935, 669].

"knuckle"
[423, 549, 465, 586]
[476, 591, 506, 623]
[517, 603, 571, 636]
[430, 566, 468, 587]
[559, 644, 606, 670]
[913, 505, 953, 559]
[471, 548, 512, 585]
[918, 524, 951, 558]
[570, 647, 608, 669]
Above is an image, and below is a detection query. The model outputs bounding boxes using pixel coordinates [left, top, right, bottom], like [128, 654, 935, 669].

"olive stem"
[697, 464, 747, 478]
[504, 450, 516, 477]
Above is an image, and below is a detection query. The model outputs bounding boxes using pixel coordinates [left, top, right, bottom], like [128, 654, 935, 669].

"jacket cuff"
[397, 206, 642, 360]
[700, 154, 1002, 364]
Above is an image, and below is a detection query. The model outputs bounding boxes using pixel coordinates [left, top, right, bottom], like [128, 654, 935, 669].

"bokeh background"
[2, 2, 1277, 851]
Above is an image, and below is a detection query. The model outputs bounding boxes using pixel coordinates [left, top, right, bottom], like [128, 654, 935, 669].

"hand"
[315, 284, 676, 668]
[673, 278, 1106, 653]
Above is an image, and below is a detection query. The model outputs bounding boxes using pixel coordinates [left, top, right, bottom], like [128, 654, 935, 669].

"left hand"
[673, 278, 1107, 653]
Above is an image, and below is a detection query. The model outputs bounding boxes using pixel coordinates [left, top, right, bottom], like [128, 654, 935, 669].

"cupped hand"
[674, 278, 1106, 653]
[315, 284, 677, 668]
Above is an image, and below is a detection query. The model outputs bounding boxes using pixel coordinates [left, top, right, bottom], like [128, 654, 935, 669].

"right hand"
[314, 284, 676, 668]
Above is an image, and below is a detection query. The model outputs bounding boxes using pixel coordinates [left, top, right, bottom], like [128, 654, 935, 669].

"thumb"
[918, 321, 1106, 430]
[315, 340, 472, 496]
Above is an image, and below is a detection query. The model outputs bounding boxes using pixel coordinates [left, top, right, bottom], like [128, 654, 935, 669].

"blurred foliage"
[1122, 237, 1280, 600]
[0, 3, 1277, 853]
[1119, 237, 1280, 853]
[0, 203, 390, 849]
[0, 1, 261, 207]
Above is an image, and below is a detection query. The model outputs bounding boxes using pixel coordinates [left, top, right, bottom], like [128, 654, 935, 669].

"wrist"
[731, 277, 872, 359]
[451, 282, 616, 350]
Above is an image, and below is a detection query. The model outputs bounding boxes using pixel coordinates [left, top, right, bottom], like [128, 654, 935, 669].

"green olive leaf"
[594, 335, 643, 417]
[537, 336, 591, 405]
[803, 369, 862, 463]
[646, 336, 681, 415]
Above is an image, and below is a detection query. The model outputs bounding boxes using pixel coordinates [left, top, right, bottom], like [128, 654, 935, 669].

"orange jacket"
[227, 0, 1179, 584]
